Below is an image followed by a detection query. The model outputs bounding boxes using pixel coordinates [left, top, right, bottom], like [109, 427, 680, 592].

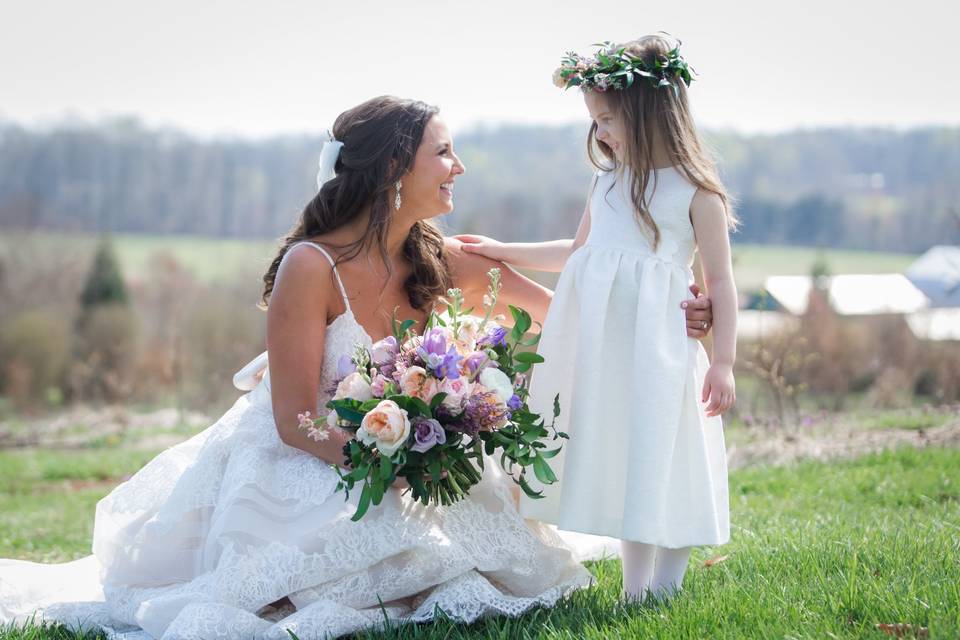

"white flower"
[333, 372, 373, 402]
[455, 315, 481, 344]
[480, 367, 514, 404]
[357, 400, 411, 456]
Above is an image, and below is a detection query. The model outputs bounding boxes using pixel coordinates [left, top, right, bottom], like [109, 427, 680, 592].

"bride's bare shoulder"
[271, 243, 339, 312]
[443, 236, 501, 293]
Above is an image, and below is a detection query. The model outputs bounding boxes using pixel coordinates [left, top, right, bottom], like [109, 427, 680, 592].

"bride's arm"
[266, 247, 352, 465]
[445, 237, 553, 325]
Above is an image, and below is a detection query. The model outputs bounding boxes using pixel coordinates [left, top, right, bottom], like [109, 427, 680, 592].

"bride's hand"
[453, 234, 507, 261]
[682, 284, 713, 339]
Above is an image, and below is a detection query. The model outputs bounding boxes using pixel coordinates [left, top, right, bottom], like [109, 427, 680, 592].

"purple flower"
[371, 336, 398, 365]
[477, 326, 508, 348]
[460, 389, 510, 435]
[418, 328, 447, 359]
[507, 394, 522, 411]
[462, 352, 490, 376]
[337, 355, 356, 379]
[417, 328, 462, 379]
[410, 417, 446, 453]
[371, 336, 398, 377]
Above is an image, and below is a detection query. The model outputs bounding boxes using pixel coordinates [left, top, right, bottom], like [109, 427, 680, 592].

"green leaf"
[353, 484, 372, 521]
[334, 406, 366, 424]
[508, 305, 532, 336]
[429, 392, 448, 411]
[533, 456, 557, 484]
[518, 474, 543, 499]
[408, 473, 427, 500]
[379, 455, 393, 482]
[539, 446, 562, 459]
[408, 397, 432, 418]
[514, 352, 544, 364]
[359, 398, 382, 412]
[370, 479, 385, 505]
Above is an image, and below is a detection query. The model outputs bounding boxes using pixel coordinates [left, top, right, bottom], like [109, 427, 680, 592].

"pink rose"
[439, 377, 472, 413]
[357, 399, 411, 455]
[370, 373, 390, 398]
[399, 366, 439, 402]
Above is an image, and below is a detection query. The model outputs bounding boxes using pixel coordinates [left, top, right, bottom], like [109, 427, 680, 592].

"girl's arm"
[454, 236, 574, 273]
[445, 237, 553, 325]
[455, 190, 594, 273]
[266, 248, 354, 464]
[690, 189, 738, 417]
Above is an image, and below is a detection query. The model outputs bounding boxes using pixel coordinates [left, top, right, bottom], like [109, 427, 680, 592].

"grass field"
[1, 231, 918, 290]
[2, 442, 957, 639]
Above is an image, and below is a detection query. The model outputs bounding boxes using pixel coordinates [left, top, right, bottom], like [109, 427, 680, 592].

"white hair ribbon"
[316, 130, 344, 190]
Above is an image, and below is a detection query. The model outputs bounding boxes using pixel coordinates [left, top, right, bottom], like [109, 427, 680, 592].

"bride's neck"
[327, 206, 413, 265]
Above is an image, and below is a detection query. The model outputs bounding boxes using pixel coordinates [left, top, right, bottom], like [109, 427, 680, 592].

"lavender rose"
[410, 417, 446, 453]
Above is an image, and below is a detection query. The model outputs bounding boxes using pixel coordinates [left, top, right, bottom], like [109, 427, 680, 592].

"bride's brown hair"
[261, 96, 451, 310]
[587, 35, 738, 248]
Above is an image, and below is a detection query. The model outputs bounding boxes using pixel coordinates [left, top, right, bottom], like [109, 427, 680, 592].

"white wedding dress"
[0, 242, 593, 640]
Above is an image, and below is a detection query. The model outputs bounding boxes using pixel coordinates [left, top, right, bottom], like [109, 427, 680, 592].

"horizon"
[1, 113, 957, 143]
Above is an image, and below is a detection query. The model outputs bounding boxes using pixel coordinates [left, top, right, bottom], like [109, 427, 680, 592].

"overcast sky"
[2, 0, 957, 138]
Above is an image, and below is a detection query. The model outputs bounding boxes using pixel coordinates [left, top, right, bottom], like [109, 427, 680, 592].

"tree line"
[1, 119, 958, 252]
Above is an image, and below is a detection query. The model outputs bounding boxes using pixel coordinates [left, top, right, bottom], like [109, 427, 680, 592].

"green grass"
[2, 445, 958, 639]
[729, 243, 917, 291]
[0, 448, 163, 562]
[2, 231, 917, 289]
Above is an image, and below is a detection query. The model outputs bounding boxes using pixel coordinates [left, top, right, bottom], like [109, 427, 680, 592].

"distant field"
[729, 242, 918, 290]
[0, 231, 919, 289]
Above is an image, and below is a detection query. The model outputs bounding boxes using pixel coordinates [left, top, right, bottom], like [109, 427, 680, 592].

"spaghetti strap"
[288, 241, 352, 313]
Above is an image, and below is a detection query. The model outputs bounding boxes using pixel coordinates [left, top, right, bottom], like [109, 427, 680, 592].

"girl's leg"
[649, 545, 693, 598]
[620, 540, 656, 601]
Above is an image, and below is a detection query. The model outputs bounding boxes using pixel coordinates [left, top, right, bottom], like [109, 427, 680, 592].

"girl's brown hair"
[586, 35, 738, 247]
[261, 96, 451, 310]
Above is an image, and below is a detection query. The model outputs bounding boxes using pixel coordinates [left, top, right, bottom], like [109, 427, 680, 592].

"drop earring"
[394, 180, 402, 210]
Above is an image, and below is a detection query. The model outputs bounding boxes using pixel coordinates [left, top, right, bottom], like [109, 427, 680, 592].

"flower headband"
[553, 38, 694, 96]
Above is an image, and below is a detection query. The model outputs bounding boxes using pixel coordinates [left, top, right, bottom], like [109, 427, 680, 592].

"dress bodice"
[585, 166, 698, 268]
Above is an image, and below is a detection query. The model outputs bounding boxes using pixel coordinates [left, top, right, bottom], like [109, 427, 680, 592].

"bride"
[0, 95, 713, 639]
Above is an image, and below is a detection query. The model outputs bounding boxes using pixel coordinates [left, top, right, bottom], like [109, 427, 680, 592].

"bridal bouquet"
[299, 268, 566, 520]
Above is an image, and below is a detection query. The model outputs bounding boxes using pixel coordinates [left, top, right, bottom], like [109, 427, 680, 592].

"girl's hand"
[702, 364, 735, 417]
[453, 234, 507, 261]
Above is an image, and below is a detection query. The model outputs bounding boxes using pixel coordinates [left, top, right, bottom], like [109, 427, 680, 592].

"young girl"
[457, 34, 737, 602]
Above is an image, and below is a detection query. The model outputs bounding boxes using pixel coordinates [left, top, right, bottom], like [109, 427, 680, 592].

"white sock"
[620, 541, 694, 601]
[649, 545, 693, 599]
[620, 540, 656, 601]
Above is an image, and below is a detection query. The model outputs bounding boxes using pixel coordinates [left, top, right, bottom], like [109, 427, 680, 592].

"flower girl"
[458, 34, 738, 602]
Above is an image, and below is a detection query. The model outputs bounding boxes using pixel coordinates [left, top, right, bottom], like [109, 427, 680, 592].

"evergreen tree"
[80, 236, 128, 310]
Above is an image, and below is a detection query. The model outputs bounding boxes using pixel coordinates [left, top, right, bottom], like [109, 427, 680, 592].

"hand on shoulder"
[443, 236, 505, 300]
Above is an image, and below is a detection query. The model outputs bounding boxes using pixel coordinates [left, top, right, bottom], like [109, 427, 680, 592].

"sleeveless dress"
[0, 242, 591, 640]
[519, 167, 731, 548]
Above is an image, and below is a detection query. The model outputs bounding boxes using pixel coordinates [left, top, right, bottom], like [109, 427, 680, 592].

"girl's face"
[402, 116, 466, 220]
[584, 91, 626, 162]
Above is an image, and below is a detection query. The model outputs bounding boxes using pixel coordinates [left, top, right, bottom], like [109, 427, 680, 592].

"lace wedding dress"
[0, 242, 593, 639]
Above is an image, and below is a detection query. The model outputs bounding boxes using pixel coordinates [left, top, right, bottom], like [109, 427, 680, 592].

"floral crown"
[553, 38, 694, 96]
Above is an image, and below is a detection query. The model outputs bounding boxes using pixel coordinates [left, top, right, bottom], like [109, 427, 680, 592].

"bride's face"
[401, 116, 466, 220]
[584, 91, 625, 162]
